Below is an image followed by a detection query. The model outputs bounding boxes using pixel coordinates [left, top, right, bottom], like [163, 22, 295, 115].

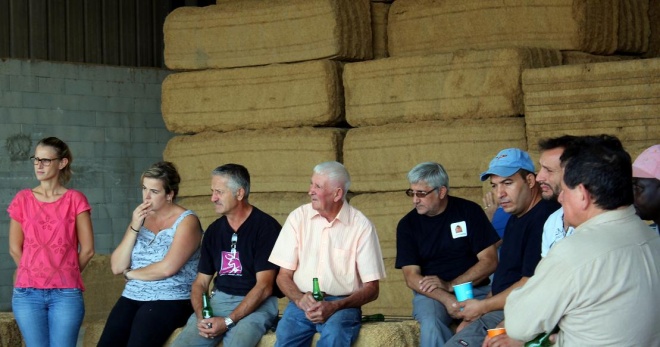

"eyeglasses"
[405, 188, 438, 198]
[30, 156, 61, 166]
[231, 233, 237, 254]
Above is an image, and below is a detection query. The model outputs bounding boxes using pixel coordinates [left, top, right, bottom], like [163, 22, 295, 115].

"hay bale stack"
[343, 118, 527, 193]
[343, 48, 561, 127]
[371, 2, 390, 59]
[350, 192, 412, 259]
[617, 0, 650, 53]
[361, 258, 412, 316]
[164, 0, 372, 70]
[561, 51, 638, 65]
[255, 320, 420, 347]
[645, 0, 660, 57]
[388, 0, 648, 57]
[162, 60, 343, 134]
[0, 313, 22, 347]
[82, 255, 126, 324]
[164, 128, 345, 197]
[524, 58, 660, 158]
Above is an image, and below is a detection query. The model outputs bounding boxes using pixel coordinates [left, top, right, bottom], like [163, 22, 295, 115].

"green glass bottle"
[202, 292, 214, 320]
[524, 326, 559, 347]
[312, 277, 324, 301]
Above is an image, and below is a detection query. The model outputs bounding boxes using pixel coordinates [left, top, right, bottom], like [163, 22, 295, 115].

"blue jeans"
[445, 310, 505, 347]
[413, 285, 491, 347]
[171, 291, 278, 347]
[12, 287, 84, 347]
[274, 296, 361, 347]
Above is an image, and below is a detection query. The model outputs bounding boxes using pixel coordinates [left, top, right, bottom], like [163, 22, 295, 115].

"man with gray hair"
[269, 161, 386, 346]
[172, 164, 282, 347]
[396, 162, 500, 346]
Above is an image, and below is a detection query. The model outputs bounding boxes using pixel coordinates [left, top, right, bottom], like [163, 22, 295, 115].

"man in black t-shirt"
[172, 164, 281, 347]
[395, 162, 500, 347]
[446, 148, 559, 347]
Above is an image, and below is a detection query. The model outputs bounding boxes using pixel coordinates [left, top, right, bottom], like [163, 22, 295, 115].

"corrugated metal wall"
[0, 0, 216, 68]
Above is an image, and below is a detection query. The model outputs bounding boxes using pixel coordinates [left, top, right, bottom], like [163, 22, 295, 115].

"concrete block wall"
[0, 59, 173, 312]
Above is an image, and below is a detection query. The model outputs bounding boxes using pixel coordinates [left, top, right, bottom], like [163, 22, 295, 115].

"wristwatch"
[224, 317, 234, 329]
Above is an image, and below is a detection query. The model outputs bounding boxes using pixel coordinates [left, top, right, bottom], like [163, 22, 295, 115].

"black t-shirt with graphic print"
[198, 206, 281, 297]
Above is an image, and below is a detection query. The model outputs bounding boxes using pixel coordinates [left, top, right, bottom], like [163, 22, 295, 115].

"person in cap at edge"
[632, 144, 660, 233]
[505, 137, 660, 346]
[483, 135, 632, 347]
[445, 148, 559, 347]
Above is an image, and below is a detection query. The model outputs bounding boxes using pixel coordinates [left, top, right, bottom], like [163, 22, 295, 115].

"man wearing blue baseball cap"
[446, 148, 559, 347]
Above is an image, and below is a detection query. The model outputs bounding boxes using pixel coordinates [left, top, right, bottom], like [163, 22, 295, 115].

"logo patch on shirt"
[451, 221, 468, 239]
[220, 251, 243, 275]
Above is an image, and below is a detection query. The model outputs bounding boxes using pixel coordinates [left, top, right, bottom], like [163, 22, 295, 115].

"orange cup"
[487, 328, 506, 338]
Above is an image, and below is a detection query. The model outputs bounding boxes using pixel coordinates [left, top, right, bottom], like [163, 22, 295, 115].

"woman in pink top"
[8, 137, 95, 347]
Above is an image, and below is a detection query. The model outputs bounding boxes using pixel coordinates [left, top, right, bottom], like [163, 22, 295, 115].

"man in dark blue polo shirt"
[446, 148, 559, 347]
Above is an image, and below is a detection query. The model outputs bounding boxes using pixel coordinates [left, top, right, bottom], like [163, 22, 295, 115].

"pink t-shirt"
[8, 189, 91, 290]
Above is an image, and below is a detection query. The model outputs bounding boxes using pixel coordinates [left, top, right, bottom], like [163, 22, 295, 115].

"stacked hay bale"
[160, 0, 660, 333]
[344, 0, 659, 316]
[162, 0, 371, 230]
[161, 0, 404, 320]
[386, 0, 659, 162]
[341, 48, 556, 311]
[524, 58, 660, 160]
[0, 312, 22, 347]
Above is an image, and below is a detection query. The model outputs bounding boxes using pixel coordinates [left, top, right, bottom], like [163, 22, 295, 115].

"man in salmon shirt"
[269, 161, 387, 347]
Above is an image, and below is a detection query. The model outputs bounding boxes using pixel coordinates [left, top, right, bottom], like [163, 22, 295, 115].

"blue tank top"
[122, 210, 201, 301]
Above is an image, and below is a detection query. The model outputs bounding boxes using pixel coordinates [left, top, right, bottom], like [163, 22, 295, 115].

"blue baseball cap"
[480, 148, 535, 181]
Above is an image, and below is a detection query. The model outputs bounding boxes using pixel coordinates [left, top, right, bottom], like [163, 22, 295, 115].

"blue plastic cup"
[453, 281, 474, 302]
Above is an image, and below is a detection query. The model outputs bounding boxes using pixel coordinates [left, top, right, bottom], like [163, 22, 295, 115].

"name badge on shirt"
[451, 221, 468, 239]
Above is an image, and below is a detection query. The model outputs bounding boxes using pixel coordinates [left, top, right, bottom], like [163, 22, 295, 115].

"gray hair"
[313, 161, 351, 200]
[407, 162, 450, 192]
[211, 163, 251, 200]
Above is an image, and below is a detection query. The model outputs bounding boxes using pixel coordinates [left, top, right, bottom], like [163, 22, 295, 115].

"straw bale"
[0, 313, 22, 347]
[371, 2, 390, 59]
[162, 60, 343, 134]
[82, 255, 126, 324]
[164, 128, 344, 197]
[361, 258, 412, 317]
[644, 0, 660, 57]
[524, 58, 660, 159]
[343, 118, 527, 193]
[164, 0, 372, 70]
[349, 192, 410, 259]
[254, 319, 420, 347]
[561, 51, 638, 65]
[388, 0, 622, 56]
[616, 0, 650, 53]
[344, 48, 561, 127]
